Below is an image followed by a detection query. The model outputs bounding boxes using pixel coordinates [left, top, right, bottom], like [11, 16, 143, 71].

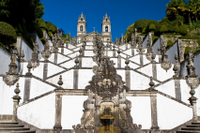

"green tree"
[0, 0, 10, 18]
[125, 23, 134, 41]
[149, 23, 156, 31]
[179, 25, 187, 35]
[166, 0, 186, 21]
[160, 25, 168, 34]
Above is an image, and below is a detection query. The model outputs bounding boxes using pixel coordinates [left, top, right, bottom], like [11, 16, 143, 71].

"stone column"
[117, 50, 121, 68]
[140, 54, 143, 66]
[54, 93, 63, 133]
[24, 61, 32, 102]
[54, 53, 58, 64]
[174, 79, 181, 100]
[23, 77, 31, 102]
[61, 47, 64, 54]
[73, 69, 79, 89]
[150, 92, 159, 130]
[12, 83, 21, 122]
[132, 47, 134, 56]
[43, 60, 48, 80]
[152, 63, 157, 80]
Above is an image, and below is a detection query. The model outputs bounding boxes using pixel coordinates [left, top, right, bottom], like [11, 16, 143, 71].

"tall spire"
[105, 13, 108, 18]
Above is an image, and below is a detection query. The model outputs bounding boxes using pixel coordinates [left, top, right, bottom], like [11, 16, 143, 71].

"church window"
[105, 26, 108, 32]
[80, 25, 83, 31]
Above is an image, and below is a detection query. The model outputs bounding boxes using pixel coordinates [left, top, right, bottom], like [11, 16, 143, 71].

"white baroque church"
[0, 13, 200, 133]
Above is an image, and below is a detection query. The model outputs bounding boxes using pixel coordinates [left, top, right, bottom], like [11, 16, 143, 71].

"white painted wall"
[18, 93, 55, 129]
[156, 64, 174, 81]
[82, 58, 96, 67]
[157, 93, 193, 129]
[78, 69, 94, 89]
[62, 95, 88, 129]
[155, 80, 175, 98]
[0, 47, 11, 74]
[47, 70, 73, 89]
[84, 51, 94, 56]
[29, 78, 55, 99]
[0, 77, 25, 115]
[137, 64, 153, 77]
[128, 96, 151, 129]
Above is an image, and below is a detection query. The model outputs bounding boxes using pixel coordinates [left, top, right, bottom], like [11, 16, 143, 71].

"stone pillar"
[43, 60, 48, 80]
[132, 47, 134, 56]
[113, 46, 116, 57]
[61, 48, 64, 54]
[12, 83, 21, 122]
[73, 69, 79, 89]
[23, 77, 31, 102]
[152, 63, 157, 80]
[140, 54, 143, 66]
[54, 93, 63, 133]
[150, 92, 159, 130]
[117, 50, 121, 68]
[54, 53, 58, 64]
[174, 79, 181, 100]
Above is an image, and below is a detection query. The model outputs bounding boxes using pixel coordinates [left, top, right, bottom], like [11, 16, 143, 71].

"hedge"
[179, 25, 187, 35]
[149, 23, 156, 31]
[0, 21, 17, 47]
[166, 40, 173, 49]
[184, 46, 192, 55]
[160, 25, 168, 34]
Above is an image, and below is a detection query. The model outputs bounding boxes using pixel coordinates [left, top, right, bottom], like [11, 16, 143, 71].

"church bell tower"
[77, 12, 87, 43]
[101, 13, 112, 42]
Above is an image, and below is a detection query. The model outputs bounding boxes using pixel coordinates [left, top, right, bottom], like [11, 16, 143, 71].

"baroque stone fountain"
[73, 33, 142, 133]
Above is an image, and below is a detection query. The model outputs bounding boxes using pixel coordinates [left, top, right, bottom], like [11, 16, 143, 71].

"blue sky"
[40, 0, 177, 42]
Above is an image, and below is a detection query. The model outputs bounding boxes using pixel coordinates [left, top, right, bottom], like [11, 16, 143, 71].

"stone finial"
[149, 77, 155, 91]
[57, 75, 63, 87]
[13, 83, 21, 101]
[125, 56, 130, 70]
[41, 40, 52, 61]
[26, 60, 32, 76]
[173, 53, 180, 78]
[117, 48, 121, 57]
[3, 49, 19, 86]
[74, 55, 79, 68]
[161, 55, 172, 71]
[79, 47, 83, 56]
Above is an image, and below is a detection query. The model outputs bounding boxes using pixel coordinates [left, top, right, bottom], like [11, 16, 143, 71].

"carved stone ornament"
[161, 55, 172, 71]
[74, 34, 142, 133]
[186, 77, 199, 89]
[41, 40, 52, 61]
[3, 49, 19, 86]
[31, 41, 39, 69]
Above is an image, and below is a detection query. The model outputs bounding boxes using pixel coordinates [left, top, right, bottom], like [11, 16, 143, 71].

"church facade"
[77, 13, 112, 43]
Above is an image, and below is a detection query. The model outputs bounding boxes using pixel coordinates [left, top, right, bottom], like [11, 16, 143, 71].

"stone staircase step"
[187, 124, 200, 127]
[0, 127, 30, 131]
[0, 122, 18, 125]
[0, 124, 24, 127]
[10, 131, 35, 133]
[177, 130, 200, 133]
[181, 127, 200, 130]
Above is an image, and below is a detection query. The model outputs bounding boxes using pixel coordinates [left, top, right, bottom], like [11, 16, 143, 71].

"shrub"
[37, 18, 48, 31]
[166, 40, 173, 49]
[160, 25, 168, 34]
[0, 21, 17, 47]
[149, 24, 156, 31]
[48, 31, 52, 38]
[40, 36, 46, 45]
[134, 19, 152, 29]
[179, 25, 187, 35]
[175, 25, 180, 33]
[49, 25, 57, 34]
[197, 39, 200, 46]
[184, 46, 192, 56]
[152, 35, 158, 44]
